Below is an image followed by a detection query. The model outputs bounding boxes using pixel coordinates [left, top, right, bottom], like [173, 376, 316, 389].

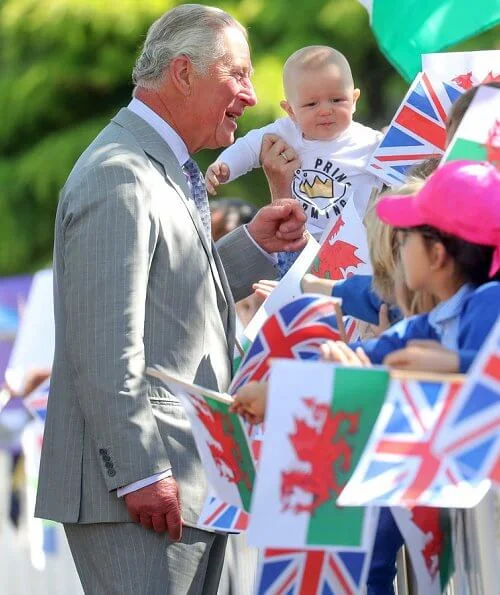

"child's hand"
[301, 273, 337, 296]
[205, 162, 230, 195]
[320, 340, 372, 366]
[384, 340, 459, 373]
[229, 381, 268, 424]
[252, 279, 278, 300]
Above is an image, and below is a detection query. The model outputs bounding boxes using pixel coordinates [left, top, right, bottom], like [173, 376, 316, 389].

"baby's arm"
[206, 120, 291, 190]
[230, 381, 268, 424]
[205, 162, 230, 195]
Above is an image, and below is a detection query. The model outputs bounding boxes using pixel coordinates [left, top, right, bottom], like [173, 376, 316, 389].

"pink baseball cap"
[376, 160, 500, 276]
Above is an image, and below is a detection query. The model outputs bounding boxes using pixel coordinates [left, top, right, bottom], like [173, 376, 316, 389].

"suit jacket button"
[99, 448, 108, 456]
[107, 469, 116, 477]
[105, 461, 114, 469]
[102, 454, 111, 462]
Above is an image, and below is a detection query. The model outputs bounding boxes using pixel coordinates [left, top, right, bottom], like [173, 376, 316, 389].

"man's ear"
[280, 100, 296, 122]
[168, 55, 194, 96]
[352, 88, 361, 114]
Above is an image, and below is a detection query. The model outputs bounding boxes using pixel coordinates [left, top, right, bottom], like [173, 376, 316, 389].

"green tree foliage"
[0, 0, 498, 273]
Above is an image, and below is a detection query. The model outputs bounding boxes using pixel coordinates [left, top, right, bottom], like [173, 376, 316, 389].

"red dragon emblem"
[309, 216, 365, 280]
[482, 71, 500, 85]
[280, 397, 359, 514]
[311, 240, 365, 280]
[411, 507, 444, 581]
[191, 395, 252, 489]
[452, 71, 474, 90]
[486, 120, 500, 168]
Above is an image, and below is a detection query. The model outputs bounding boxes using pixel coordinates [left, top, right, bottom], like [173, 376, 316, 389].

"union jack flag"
[23, 378, 50, 424]
[436, 317, 500, 489]
[257, 548, 368, 595]
[197, 494, 249, 533]
[338, 327, 500, 508]
[367, 71, 463, 185]
[229, 295, 342, 394]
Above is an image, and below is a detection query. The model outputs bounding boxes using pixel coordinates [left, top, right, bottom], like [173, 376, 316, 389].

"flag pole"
[146, 366, 234, 404]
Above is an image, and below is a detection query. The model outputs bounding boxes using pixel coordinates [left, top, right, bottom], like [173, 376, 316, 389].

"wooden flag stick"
[391, 369, 465, 384]
[146, 366, 234, 404]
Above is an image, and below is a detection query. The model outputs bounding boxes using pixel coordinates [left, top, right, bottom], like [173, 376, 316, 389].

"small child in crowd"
[205, 45, 383, 275]
[231, 159, 500, 594]
[231, 159, 500, 418]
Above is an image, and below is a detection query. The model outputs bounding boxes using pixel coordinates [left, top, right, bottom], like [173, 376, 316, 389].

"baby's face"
[282, 64, 359, 141]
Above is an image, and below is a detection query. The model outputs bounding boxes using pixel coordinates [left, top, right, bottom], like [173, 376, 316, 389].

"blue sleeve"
[456, 283, 500, 371]
[458, 350, 478, 373]
[349, 315, 440, 364]
[331, 275, 383, 324]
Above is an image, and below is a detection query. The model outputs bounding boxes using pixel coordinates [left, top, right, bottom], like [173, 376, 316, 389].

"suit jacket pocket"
[147, 384, 181, 405]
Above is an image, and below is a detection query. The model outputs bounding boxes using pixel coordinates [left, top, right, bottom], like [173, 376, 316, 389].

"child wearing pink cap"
[355, 159, 500, 371]
[345, 159, 500, 595]
[232, 159, 500, 594]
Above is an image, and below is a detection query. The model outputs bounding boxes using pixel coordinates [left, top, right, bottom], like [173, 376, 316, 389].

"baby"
[206, 45, 383, 245]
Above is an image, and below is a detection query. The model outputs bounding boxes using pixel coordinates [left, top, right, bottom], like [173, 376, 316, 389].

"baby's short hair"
[283, 46, 353, 97]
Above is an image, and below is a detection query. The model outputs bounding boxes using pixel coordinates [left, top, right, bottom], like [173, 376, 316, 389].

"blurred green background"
[0, 0, 498, 274]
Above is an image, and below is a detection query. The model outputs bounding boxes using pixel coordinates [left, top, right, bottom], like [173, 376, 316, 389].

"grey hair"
[132, 4, 247, 89]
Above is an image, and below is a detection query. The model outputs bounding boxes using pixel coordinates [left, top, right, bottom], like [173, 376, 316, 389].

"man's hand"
[124, 477, 182, 541]
[247, 198, 307, 254]
[260, 134, 300, 200]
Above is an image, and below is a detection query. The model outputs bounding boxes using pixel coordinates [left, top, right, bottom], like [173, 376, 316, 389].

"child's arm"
[383, 340, 460, 373]
[230, 381, 268, 425]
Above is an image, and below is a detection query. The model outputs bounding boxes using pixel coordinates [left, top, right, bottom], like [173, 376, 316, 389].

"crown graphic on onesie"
[298, 175, 334, 199]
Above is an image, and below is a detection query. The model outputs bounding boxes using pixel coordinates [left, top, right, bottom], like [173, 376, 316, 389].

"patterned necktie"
[183, 157, 211, 243]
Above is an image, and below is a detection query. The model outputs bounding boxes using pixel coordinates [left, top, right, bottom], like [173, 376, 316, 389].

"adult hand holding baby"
[260, 133, 299, 201]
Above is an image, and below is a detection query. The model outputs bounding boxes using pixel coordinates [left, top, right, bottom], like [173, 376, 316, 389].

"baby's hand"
[205, 162, 230, 195]
[229, 381, 268, 425]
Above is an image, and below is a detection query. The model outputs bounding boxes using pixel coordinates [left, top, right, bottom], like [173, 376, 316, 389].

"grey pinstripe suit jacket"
[35, 108, 276, 525]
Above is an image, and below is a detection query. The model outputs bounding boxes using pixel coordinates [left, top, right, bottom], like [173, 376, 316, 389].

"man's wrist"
[117, 468, 172, 497]
[244, 224, 277, 263]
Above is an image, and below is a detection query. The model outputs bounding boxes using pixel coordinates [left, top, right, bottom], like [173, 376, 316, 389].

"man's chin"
[214, 132, 236, 148]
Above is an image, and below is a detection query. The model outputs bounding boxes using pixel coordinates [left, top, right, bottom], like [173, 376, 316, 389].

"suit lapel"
[111, 108, 229, 313]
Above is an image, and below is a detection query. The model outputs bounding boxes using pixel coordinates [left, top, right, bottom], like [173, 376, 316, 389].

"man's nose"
[241, 78, 257, 107]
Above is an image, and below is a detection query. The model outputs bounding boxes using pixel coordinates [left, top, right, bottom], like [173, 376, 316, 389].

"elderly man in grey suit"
[35, 4, 306, 594]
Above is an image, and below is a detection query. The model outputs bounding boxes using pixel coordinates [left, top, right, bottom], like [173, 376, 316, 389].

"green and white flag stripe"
[306, 366, 389, 546]
[443, 85, 500, 164]
[248, 360, 389, 549]
[359, 0, 500, 81]
[204, 396, 256, 512]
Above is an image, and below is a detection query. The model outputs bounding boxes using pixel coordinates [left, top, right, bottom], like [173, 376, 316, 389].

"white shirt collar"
[127, 98, 190, 166]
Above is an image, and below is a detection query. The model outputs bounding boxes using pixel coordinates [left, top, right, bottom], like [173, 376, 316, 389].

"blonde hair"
[364, 178, 436, 315]
[282, 46, 353, 98]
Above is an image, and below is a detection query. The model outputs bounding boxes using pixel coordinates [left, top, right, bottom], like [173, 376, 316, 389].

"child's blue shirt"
[350, 282, 500, 372]
[331, 275, 401, 325]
